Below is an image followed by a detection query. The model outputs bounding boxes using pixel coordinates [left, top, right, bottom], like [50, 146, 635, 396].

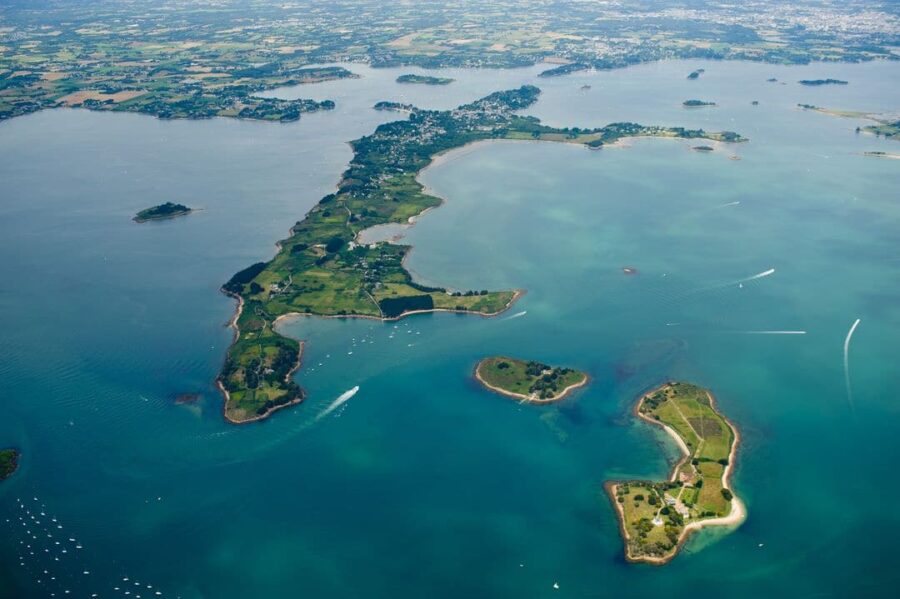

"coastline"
[219, 339, 306, 425]
[217, 117, 742, 424]
[225, 289, 523, 424]
[216, 289, 308, 425]
[607, 382, 746, 565]
[473, 359, 589, 404]
[272, 288, 525, 329]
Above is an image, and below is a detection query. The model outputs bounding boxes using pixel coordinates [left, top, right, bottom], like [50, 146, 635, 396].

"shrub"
[325, 236, 345, 253]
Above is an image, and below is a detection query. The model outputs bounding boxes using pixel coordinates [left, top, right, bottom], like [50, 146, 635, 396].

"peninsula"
[0, 449, 19, 481]
[796, 104, 899, 141]
[396, 74, 455, 85]
[134, 202, 193, 223]
[217, 85, 746, 423]
[606, 382, 744, 564]
[475, 357, 588, 403]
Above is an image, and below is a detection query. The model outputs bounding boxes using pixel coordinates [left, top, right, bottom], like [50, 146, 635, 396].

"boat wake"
[739, 330, 806, 335]
[503, 310, 527, 321]
[317, 386, 360, 421]
[843, 319, 861, 408]
[736, 267, 775, 284]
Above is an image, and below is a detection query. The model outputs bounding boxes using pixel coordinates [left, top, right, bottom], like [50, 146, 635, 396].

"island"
[606, 382, 744, 565]
[396, 74, 455, 85]
[134, 202, 193, 223]
[373, 101, 417, 113]
[683, 99, 716, 108]
[799, 78, 848, 86]
[474, 357, 588, 403]
[538, 63, 590, 78]
[217, 85, 746, 423]
[0, 449, 20, 481]
[692, 145, 715, 152]
[687, 69, 705, 80]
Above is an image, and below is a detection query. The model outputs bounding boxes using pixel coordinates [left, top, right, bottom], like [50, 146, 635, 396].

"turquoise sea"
[1, 60, 899, 597]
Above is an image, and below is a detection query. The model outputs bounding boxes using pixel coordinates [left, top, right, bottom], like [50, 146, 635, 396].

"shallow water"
[1, 60, 899, 597]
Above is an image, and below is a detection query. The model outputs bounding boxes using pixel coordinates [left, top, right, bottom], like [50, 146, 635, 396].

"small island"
[683, 99, 716, 108]
[687, 68, 705, 80]
[475, 356, 588, 403]
[799, 78, 848, 86]
[692, 145, 715, 152]
[396, 74, 455, 85]
[1, 449, 20, 481]
[373, 101, 416, 113]
[606, 382, 744, 565]
[134, 202, 192, 223]
[538, 62, 590, 78]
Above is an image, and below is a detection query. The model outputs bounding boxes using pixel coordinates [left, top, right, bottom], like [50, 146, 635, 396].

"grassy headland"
[0, 449, 19, 481]
[134, 202, 192, 223]
[218, 86, 746, 422]
[607, 382, 744, 564]
[396, 74, 455, 85]
[475, 356, 588, 403]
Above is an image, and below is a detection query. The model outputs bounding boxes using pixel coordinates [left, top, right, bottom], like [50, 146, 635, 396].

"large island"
[475, 356, 588, 403]
[606, 382, 744, 564]
[217, 85, 746, 423]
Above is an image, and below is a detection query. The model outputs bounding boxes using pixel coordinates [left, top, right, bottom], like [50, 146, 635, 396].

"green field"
[218, 86, 745, 422]
[0, 449, 19, 481]
[476, 356, 587, 402]
[607, 382, 740, 564]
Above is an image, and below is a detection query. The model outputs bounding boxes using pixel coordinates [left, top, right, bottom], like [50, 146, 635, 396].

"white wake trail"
[843, 319, 861, 408]
[742, 268, 775, 282]
[741, 330, 806, 335]
[317, 386, 360, 420]
[504, 310, 527, 321]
